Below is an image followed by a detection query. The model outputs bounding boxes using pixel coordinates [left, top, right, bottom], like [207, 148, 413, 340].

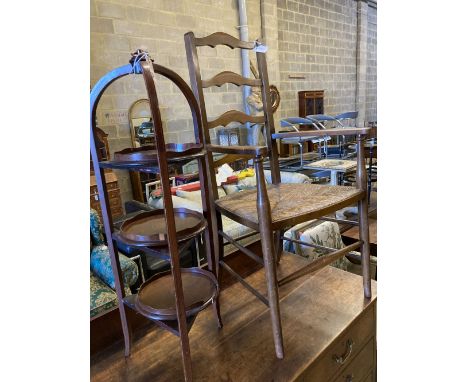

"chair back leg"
[356, 135, 372, 298]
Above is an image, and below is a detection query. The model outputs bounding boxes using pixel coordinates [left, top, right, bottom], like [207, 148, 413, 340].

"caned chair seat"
[185, 31, 371, 361]
[215, 183, 364, 230]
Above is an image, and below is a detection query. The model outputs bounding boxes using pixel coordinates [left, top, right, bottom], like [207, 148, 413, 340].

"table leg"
[330, 170, 338, 186]
[367, 146, 374, 203]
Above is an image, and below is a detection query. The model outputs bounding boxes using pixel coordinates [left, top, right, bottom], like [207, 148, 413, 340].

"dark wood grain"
[206, 143, 268, 156]
[211, 153, 253, 168]
[272, 127, 371, 139]
[193, 31, 255, 49]
[91, 265, 377, 382]
[90, 63, 136, 358]
[257, 51, 281, 184]
[141, 59, 194, 380]
[254, 155, 284, 358]
[207, 109, 265, 129]
[202, 71, 261, 88]
[277, 241, 362, 286]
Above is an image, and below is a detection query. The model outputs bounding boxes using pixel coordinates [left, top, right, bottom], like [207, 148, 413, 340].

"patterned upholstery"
[298, 221, 350, 270]
[298, 221, 377, 279]
[90, 274, 132, 319]
[90, 209, 105, 245]
[90, 245, 139, 290]
[90, 209, 139, 318]
[216, 183, 364, 227]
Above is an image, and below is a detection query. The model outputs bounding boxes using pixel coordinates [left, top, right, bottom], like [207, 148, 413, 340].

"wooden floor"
[91, 254, 377, 382]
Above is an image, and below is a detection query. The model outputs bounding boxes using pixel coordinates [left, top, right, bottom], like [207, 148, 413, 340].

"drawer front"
[333, 337, 375, 382]
[108, 189, 120, 199]
[107, 181, 118, 190]
[90, 190, 120, 203]
[108, 197, 121, 208]
[110, 205, 123, 218]
[297, 303, 375, 382]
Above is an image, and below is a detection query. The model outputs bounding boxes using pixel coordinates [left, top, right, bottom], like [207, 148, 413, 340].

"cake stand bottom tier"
[131, 267, 218, 321]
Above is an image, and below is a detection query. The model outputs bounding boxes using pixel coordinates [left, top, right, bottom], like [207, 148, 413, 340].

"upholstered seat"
[215, 183, 364, 230]
[90, 209, 139, 319]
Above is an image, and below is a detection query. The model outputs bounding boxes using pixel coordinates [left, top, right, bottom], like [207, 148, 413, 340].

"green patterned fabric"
[90, 245, 139, 290]
[90, 274, 133, 318]
[299, 221, 350, 270]
[90, 209, 139, 318]
[90, 273, 117, 318]
[90, 209, 105, 245]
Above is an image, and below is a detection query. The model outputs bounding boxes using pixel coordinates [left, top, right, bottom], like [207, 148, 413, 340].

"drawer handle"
[333, 339, 354, 364]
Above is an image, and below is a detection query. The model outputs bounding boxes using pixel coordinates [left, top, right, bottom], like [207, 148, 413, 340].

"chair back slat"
[202, 71, 261, 88]
[194, 32, 255, 50]
[185, 31, 281, 187]
[208, 110, 265, 129]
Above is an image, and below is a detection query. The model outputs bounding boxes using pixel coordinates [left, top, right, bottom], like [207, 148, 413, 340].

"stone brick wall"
[90, 0, 377, 204]
[366, 2, 377, 122]
[91, 0, 263, 202]
[276, 0, 358, 120]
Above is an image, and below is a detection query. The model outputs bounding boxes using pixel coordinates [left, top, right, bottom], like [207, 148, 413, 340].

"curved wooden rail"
[193, 31, 255, 49]
[207, 110, 264, 129]
[202, 71, 261, 88]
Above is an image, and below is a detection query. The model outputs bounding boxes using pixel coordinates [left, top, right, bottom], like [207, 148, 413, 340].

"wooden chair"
[184, 31, 372, 359]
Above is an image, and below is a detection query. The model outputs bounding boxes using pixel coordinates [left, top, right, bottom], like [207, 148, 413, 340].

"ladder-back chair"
[184, 31, 372, 359]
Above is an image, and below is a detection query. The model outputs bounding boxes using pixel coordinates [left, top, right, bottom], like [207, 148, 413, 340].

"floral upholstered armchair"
[285, 220, 377, 279]
[90, 209, 139, 319]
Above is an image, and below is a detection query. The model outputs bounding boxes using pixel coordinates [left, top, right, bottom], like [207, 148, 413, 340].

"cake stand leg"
[119, 302, 132, 357]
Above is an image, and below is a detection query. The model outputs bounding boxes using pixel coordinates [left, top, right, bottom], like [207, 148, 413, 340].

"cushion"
[221, 170, 310, 196]
[176, 189, 202, 203]
[176, 188, 226, 201]
[90, 245, 139, 289]
[265, 170, 311, 184]
[148, 194, 203, 213]
[90, 209, 105, 246]
[222, 183, 256, 195]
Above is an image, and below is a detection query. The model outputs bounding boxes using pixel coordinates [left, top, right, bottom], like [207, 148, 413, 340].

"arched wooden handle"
[333, 339, 354, 364]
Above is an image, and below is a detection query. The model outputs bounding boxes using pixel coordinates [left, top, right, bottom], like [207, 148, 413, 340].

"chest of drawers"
[91, 265, 376, 382]
[90, 171, 123, 220]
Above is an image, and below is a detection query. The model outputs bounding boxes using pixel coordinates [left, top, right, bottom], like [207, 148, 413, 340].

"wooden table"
[304, 159, 357, 185]
[91, 257, 377, 382]
[342, 218, 377, 256]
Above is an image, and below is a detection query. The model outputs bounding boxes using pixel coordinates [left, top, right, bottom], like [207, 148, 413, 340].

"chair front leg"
[255, 155, 284, 359]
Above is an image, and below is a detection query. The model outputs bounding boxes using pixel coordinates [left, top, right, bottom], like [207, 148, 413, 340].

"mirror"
[128, 99, 154, 148]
